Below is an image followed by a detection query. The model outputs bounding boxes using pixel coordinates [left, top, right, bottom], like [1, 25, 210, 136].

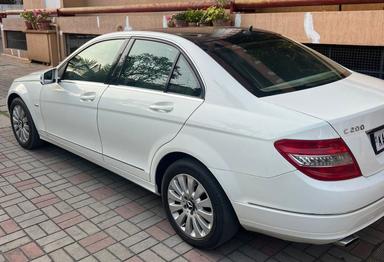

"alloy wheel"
[12, 105, 30, 144]
[167, 174, 214, 239]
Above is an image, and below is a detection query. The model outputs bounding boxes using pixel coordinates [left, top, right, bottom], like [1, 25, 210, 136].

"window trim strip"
[165, 52, 181, 93]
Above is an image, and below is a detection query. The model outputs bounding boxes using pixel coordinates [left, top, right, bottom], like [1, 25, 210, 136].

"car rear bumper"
[212, 167, 384, 215]
[233, 196, 384, 244]
[211, 165, 384, 243]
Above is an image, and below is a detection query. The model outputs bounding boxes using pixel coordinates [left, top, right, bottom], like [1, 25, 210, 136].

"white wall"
[44, 0, 61, 8]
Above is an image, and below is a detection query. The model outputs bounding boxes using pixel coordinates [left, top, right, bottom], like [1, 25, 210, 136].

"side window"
[63, 39, 125, 83]
[168, 55, 202, 97]
[118, 40, 178, 91]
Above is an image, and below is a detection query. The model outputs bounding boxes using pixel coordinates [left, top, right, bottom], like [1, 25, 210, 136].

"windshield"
[198, 31, 350, 97]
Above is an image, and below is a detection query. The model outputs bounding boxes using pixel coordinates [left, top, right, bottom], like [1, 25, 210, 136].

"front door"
[41, 39, 126, 157]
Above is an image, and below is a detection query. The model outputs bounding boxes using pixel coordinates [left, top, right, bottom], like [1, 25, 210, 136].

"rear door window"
[118, 39, 179, 91]
[168, 55, 202, 97]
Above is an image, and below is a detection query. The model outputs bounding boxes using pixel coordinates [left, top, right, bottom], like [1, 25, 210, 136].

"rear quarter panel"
[156, 101, 339, 178]
[150, 99, 340, 205]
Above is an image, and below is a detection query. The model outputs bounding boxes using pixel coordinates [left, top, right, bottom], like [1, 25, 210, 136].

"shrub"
[185, 9, 205, 24]
[173, 11, 187, 21]
[201, 6, 230, 24]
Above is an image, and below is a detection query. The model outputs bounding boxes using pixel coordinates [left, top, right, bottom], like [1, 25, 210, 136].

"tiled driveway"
[1, 54, 384, 262]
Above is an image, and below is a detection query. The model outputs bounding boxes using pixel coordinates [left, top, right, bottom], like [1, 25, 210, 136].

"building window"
[5, 31, 27, 50]
[0, 0, 23, 3]
[65, 34, 97, 55]
[306, 44, 384, 80]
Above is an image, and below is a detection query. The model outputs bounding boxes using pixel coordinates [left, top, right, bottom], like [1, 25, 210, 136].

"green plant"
[20, 9, 50, 27]
[185, 9, 205, 24]
[34, 9, 50, 23]
[201, 6, 229, 24]
[20, 10, 34, 23]
[171, 11, 188, 27]
[172, 11, 187, 21]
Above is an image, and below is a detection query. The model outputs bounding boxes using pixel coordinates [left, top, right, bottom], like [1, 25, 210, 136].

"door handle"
[80, 92, 96, 102]
[149, 102, 174, 113]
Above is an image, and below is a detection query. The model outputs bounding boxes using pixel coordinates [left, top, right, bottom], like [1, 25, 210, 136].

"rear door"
[98, 38, 204, 180]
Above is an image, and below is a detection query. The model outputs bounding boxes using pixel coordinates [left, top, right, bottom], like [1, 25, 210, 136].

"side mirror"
[40, 68, 59, 85]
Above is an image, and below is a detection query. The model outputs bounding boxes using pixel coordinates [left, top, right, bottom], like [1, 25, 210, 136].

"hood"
[14, 69, 47, 82]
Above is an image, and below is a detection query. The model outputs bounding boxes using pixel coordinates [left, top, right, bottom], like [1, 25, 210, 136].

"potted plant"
[35, 9, 51, 30]
[172, 12, 188, 28]
[20, 10, 35, 30]
[201, 6, 231, 27]
[185, 9, 204, 27]
[165, 15, 175, 28]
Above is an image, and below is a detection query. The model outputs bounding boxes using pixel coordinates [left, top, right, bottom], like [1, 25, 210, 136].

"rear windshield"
[198, 31, 350, 97]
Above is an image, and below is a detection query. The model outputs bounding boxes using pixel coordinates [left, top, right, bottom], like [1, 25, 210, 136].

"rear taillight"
[274, 138, 362, 181]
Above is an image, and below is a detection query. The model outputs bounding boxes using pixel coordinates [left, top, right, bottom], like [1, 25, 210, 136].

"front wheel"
[162, 158, 239, 249]
[10, 98, 42, 149]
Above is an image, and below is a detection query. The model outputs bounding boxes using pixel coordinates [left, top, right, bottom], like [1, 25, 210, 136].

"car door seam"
[149, 100, 205, 183]
[96, 83, 110, 162]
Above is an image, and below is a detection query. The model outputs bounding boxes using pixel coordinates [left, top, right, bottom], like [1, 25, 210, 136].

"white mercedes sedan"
[7, 28, 384, 249]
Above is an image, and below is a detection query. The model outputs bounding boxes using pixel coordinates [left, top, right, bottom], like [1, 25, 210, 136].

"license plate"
[369, 127, 384, 155]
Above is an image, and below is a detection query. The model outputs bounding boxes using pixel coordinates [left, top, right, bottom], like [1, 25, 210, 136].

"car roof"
[96, 27, 281, 46]
[162, 27, 281, 44]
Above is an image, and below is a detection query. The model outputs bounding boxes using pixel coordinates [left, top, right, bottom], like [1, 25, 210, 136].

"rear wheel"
[10, 98, 42, 149]
[162, 158, 239, 249]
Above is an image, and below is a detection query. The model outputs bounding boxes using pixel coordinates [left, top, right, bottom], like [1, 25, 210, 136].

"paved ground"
[1, 54, 384, 262]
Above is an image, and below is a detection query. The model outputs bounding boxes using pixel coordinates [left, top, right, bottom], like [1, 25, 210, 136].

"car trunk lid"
[262, 73, 384, 177]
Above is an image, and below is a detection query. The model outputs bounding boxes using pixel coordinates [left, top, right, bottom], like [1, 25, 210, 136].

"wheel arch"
[7, 82, 33, 114]
[7, 91, 37, 126]
[151, 136, 232, 196]
[155, 151, 203, 194]
[7, 82, 45, 133]
[7, 93, 22, 111]
[153, 151, 235, 210]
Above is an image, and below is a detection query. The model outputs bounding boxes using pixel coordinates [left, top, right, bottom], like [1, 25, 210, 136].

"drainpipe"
[50, 19, 62, 62]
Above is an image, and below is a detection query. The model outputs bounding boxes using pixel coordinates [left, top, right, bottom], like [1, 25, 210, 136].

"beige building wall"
[240, 10, 384, 46]
[3, 0, 384, 62]
[23, 0, 46, 9]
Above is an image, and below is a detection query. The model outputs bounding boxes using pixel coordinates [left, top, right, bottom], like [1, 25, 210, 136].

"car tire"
[10, 98, 43, 150]
[162, 158, 239, 249]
